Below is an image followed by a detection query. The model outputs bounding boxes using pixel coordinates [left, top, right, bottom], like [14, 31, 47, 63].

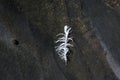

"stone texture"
[0, 0, 118, 80]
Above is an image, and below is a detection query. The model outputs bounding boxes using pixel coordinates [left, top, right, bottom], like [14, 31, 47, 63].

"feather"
[55, 25, 73, 64]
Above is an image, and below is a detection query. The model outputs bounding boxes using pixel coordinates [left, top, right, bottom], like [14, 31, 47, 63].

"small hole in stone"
[13, 39, 19, 45]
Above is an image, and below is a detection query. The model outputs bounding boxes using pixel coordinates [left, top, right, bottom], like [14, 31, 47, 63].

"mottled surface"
[0, 0, 118, 80]
[83, 0, 120, 79]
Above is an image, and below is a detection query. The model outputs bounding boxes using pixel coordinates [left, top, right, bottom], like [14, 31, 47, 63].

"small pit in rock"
[13, 39, 19, 45]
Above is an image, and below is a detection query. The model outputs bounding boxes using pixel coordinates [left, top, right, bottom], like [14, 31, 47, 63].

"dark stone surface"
[83, 0, 120, 79]
[0, 0, 118, 80]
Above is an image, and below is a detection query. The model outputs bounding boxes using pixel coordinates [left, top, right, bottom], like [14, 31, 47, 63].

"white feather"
[55, 25, 73, 64]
